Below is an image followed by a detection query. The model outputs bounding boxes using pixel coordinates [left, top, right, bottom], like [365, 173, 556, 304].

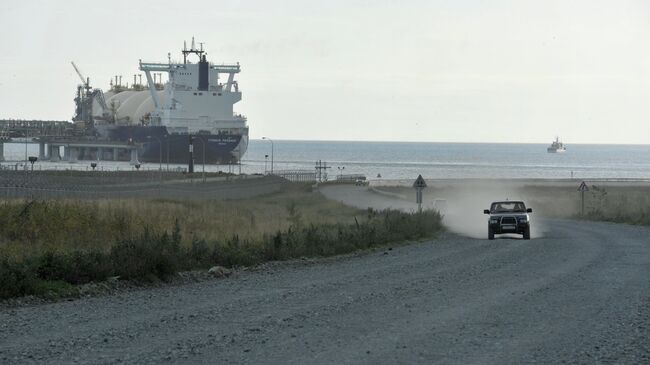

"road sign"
[578, 181, 589, 192]
[413, 175, 427, 189]
[413, 175, 427, 212]
[578, 181, 588, 216]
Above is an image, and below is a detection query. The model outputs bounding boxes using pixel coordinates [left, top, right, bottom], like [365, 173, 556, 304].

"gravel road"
[1, 218, 649, 364]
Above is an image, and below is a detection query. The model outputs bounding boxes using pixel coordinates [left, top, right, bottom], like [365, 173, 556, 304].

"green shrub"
[0, 258, 37, 299]
[215, 235, 262, 267]
[36, 251, 112, 285]
[259, 209, 443, 262]
[110, 229, 181, 281]
[184, 238, 218, 269]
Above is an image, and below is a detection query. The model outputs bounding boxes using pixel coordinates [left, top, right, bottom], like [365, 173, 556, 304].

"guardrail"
[273, 170, 317, 183]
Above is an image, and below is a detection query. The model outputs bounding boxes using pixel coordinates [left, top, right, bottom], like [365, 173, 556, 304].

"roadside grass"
[0, 185, 444, 299]
[579, 186, 650, 225]
[0, 184, 361, 260]
[520, 185, 650, 225]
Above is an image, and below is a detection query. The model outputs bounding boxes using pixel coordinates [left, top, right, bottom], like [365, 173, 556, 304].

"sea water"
[3, 141, 650, 181]
[245, 141, 650, 181]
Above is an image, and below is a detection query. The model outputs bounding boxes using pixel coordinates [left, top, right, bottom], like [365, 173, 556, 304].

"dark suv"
[483, 201, 532, 240]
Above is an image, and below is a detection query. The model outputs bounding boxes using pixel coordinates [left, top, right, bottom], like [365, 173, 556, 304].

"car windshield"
[491, 202, 526, 213]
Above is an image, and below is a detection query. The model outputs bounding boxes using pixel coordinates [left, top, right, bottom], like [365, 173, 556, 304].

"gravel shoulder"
[1, 218, 649, 364]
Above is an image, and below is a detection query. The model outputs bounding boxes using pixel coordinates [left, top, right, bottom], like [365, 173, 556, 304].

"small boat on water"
[547, 137, 566, 153]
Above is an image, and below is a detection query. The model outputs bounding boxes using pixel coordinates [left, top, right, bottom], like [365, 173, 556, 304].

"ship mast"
[182, 36, 205, 64]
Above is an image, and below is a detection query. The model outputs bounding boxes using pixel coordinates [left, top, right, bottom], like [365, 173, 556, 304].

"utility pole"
[315, 160, 331, 182]
[188, 135, 194, 174]
[165, 135, 169, 171]
[262, 137, 274, 174]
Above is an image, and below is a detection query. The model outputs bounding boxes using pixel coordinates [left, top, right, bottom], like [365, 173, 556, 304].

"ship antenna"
[191, 36, 196, 50]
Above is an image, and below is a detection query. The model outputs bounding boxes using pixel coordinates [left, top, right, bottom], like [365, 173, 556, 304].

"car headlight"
[518, 217, 528, 223]
[490, 218, 499, 223]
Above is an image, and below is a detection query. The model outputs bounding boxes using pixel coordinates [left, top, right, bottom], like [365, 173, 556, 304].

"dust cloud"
[320, 182, 547, 240]
[424, 181, 546, 239]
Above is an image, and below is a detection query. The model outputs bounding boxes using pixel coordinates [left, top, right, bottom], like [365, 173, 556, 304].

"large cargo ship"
[73, 38, 248, 164]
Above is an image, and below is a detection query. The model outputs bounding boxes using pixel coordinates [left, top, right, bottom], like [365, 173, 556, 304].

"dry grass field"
[0, 184, 363, 260]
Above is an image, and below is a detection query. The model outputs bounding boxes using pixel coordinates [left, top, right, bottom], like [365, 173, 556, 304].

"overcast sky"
[1, 0, 648, 144]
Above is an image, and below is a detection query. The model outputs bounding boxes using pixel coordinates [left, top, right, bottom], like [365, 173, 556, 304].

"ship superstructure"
[139, 39, 247, 145]
[547, 137, 566, 153]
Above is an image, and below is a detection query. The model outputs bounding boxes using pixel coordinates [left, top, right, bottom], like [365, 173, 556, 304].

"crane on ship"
[70, 61, 109, 126]
[71, 61, 91, 93]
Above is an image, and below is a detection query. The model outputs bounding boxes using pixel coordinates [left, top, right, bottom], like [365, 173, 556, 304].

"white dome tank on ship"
[133, 91, 167, 124]
[115, 91, 150, 124]
[104, 91, 135, 122]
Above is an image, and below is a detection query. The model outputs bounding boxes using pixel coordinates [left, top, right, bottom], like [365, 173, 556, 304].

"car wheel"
[523, 227, 531, 240]
[488, 227, 495, 240]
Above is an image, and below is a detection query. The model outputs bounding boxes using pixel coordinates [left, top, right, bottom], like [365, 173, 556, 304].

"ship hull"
[547, 148, 566, 153]
[95, 125, 247, 164]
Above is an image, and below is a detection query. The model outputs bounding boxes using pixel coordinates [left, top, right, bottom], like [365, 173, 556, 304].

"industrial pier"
[0, 119, 143, 164]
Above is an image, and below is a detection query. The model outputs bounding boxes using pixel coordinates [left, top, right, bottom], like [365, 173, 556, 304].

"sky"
[0, 0, 649, 144]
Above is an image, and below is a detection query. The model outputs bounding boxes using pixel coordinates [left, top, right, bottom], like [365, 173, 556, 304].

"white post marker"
[413, 174, 427, 212]
[578, 181, 589, 216]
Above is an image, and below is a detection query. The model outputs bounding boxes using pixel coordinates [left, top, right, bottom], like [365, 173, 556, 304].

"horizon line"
[251, 138, 650, 146]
